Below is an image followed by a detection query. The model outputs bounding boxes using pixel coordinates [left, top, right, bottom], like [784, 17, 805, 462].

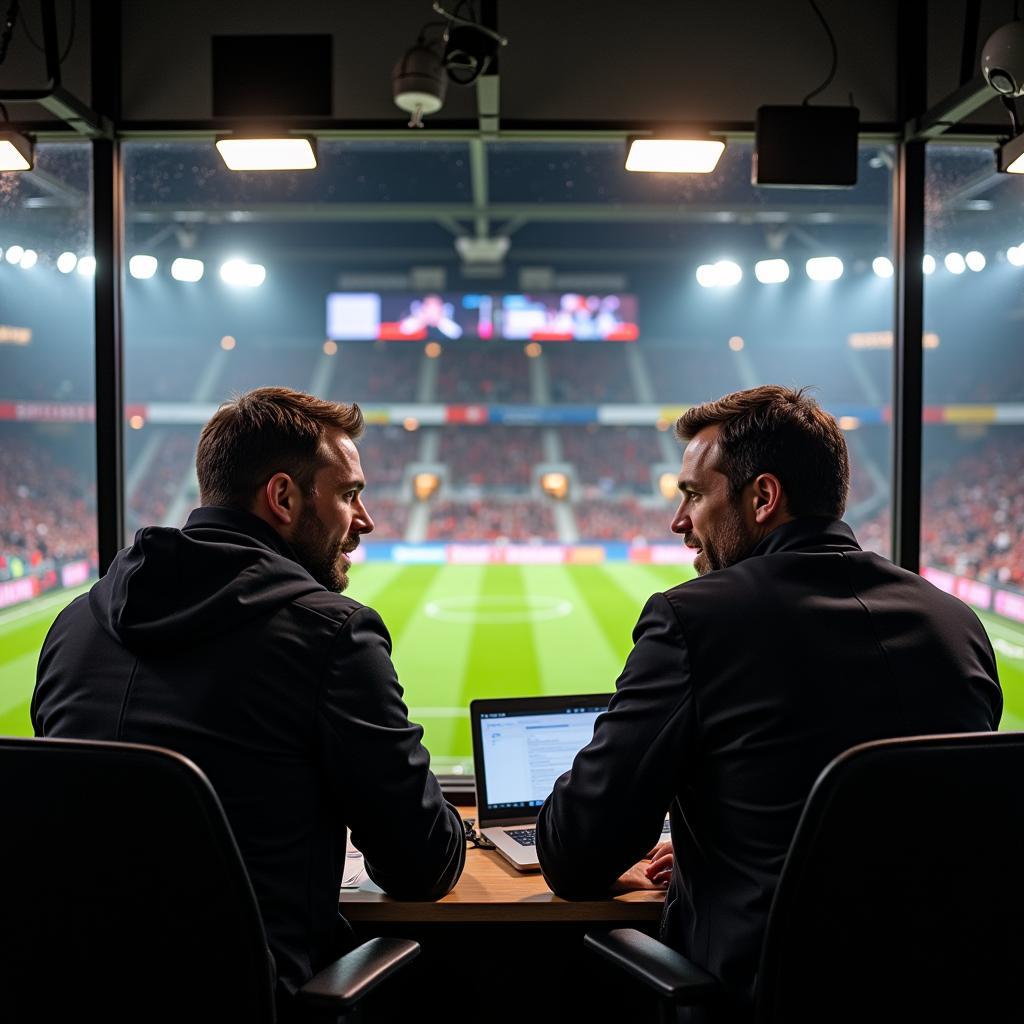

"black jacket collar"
[749, 517, 861, 559]
[183, 505, 299, 561]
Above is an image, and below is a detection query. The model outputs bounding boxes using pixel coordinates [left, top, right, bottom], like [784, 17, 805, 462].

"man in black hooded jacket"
[32, 387, 466, 1018]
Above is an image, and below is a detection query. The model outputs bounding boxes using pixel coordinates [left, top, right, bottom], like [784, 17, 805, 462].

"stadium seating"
[434, 344, 532, 403]
[426, 499, 555, 542]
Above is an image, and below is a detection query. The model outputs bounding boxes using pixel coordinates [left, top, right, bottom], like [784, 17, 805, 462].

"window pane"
[122, 139, 893, 772]
[0, 144, 96, 736]
[924, 145, 1024, 729]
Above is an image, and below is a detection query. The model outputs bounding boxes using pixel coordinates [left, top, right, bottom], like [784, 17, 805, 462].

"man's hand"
[611, 840, 674, 892]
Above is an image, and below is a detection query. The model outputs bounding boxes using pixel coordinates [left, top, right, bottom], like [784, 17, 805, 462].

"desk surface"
[341, 811, 666, 924]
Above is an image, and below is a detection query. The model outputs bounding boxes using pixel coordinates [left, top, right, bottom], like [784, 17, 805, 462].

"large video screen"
[326, 292, 638, 342]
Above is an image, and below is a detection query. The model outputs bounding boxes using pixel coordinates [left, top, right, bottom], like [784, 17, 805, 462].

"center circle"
[423, 594, 574, 624]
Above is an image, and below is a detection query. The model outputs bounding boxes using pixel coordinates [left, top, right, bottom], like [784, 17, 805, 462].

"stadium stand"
[0, 437, 97, 578]
[545, 346, 637, 403]
[126, 430, 198, 532]
[574, 498, 677, 543]
[434, 345, 532, 403]
[426, 499, 556, 542]
[560, 425, 664, 494]
[329, 342, 421, 403]
[358, 424, 423, 490]
[217, 345, 320, 396]
[439, 426, 545, 490]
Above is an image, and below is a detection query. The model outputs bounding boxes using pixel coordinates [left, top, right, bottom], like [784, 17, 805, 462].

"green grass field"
[3, 565, 1023, 770]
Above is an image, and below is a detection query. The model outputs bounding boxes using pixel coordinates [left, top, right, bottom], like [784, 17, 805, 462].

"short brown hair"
[196, 387, 364, 509]
[675, 385, 850, 518]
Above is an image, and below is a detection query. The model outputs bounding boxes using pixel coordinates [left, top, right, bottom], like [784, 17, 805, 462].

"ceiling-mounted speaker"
[753, 105, 859, 188]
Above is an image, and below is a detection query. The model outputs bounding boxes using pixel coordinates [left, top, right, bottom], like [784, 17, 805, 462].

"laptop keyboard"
[505, 828, 536, 847]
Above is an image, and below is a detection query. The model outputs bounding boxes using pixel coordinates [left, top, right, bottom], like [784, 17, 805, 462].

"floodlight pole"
[890, 0, 927, 573]
[92, 2, 125, 574]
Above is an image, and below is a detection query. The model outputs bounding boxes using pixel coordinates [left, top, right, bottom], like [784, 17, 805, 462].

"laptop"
[470, 693, 613, 871]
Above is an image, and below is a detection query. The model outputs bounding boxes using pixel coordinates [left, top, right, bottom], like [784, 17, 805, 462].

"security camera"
[982, 20, 1024, 97]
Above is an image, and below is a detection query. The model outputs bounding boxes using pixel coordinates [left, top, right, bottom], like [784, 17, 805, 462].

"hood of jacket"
[88, 505, 326, 652]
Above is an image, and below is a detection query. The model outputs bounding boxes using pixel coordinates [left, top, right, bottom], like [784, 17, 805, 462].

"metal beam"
[92, 1, 124, 573]
[891, 0, 927, 572]
[904, 74, 995, 142]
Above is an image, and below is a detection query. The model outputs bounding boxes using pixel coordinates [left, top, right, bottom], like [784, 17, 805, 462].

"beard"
[292, 503, 349, 592]
[691, 497, 756, 576]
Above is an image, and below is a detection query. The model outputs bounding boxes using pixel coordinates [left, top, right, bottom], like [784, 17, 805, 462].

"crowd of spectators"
[217, 346, 319, 396]
[545, 346, 636, 403]
[559, 425, 664, 494]
[360, 498, 409, 541]
[439, 426, 545, 490]
[331, 342, 421, 403]
[426, 500, 555, 543]
[126, 430, 197, 533]
[434, 346, 532, 403]
[574, 498, 677, 544]
[358, 425, 422, 489]
[0, 436, 97, 580]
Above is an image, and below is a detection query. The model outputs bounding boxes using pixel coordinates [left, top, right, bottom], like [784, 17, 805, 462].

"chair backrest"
[0, 736, 276, 1023]
[756, 731, 1024, 1024]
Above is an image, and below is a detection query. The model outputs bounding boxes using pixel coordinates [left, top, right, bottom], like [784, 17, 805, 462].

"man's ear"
[751, 473, 786, 525]
[263, 472, 301, 527]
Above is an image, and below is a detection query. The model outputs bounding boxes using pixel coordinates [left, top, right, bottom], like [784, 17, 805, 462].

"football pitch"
[2, 565, 1023, 770]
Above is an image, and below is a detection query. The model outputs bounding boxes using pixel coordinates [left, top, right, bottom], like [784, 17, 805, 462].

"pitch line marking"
[0, 584, 91, 633]
[423, 594, 573, 625]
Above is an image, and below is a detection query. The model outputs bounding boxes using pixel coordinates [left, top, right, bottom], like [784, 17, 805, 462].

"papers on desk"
[340, 831, 367, 889]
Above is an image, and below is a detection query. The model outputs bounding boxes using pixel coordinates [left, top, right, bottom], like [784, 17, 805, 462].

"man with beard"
[536, 385, 1001, 1023]
[32, 386, 465, 1021]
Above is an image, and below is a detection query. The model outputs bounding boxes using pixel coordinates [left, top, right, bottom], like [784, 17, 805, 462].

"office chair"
[585, 732, 1024, 1023]
[0, 736, 419, 1023]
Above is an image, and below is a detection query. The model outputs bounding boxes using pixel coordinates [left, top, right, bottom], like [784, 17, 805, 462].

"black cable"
[1002, 94, 1021, 136]
[19, 0, 76, 62]
[0, 0, 20, 65]
[802, 0, 839, 105]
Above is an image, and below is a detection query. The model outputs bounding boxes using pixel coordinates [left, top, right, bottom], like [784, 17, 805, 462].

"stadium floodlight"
[171, 257, 204, 282]
[1007, 245, 1024, 266]
[77, 255, 96, 276]
[806, 256, 844, 281]
[965, 250, 986, 272]
[695, 263, 719, 287]
[944, 252, 966, 274]
[0, 130, 33, 171]
[712, 260, 742, 287]
[215, 136, 317, 171]
[220, 258, 266, 287]
[922, 254, 936, 274]
[625, 137, 725, 174]
[18, 248, 37, 269]
[872, 257, 894, 278]
[4, 245, 24, 265]
[56, 251, 78, 274]
[754, 258, 790, 283]
[128, 255, 159, 280]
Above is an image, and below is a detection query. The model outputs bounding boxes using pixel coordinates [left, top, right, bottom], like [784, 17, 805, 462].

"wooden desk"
[342, 811, 665, 925]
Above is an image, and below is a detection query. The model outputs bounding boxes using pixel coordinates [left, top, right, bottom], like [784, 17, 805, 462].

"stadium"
[2, 2, 1024, 1019]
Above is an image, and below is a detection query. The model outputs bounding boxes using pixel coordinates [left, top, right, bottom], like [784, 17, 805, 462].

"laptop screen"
[471, 695, 610, 817]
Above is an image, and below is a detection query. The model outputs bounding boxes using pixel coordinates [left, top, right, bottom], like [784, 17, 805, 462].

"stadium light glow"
[171, 257, 204, 282]
[0, 131, 33, 171]
[18, 249, 37, 269]
[4, 245, 24, 265]
[220, 259, 266, 287]
[56, 251, 78, 274]
[1008, 245, 1024, 266]
[625, 137, 725, 174]
[728, 335, 745, 351]
[922, 254, 936, 274]
[696, 260, 742, 288]
[77, 256, 96, 277]
[323, 340, 338, 355]
[965, 250, 986, 272]
[944, 252, 966, 274]
[215, 136, 317, 171]
[128, 255, 158, 280]
[754, 259, 789, 284]
[872, 256, 894, 278]
[805, 256, 844, 282]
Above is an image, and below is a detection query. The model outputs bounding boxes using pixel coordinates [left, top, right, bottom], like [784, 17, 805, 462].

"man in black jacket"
[537, 385, 1001, 1021]
[33, 387, 465, 1019]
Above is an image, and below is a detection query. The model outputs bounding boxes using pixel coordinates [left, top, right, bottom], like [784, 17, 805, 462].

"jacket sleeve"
[315, 605, 465, 900]
[537, 592, 695, 898]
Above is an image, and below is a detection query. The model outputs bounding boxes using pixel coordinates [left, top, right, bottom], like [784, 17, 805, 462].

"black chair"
[586, 732, 1024, 1023]
[0, 736, 419, 1023]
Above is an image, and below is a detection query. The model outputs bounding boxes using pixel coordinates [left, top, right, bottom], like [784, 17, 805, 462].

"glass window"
[0, 144, 96, 737]
[122, 139, 894, 772]
[923, 145, 1024, 729]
